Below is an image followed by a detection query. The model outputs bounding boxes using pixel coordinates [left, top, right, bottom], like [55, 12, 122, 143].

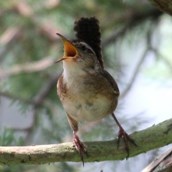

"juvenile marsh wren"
[56, 17, 136, 164]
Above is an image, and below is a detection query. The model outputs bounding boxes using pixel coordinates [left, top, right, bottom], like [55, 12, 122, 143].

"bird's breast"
[63, 94, 116, 122]
[57, 72, 117, 122]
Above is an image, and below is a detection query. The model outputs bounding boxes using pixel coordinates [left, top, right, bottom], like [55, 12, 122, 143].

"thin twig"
[120, 24, 156, 98]
[23, 73, 61, 143]
[142, 148, 172, 172]
[121, 48, 149, 98]
[0, 91, 34, 105]
[0, 27, 21, 61]
[102, 9, 162, 48]
[0, 72, 60, 144]
[33, 73, 60, 106]
[151, 47, 172, 73]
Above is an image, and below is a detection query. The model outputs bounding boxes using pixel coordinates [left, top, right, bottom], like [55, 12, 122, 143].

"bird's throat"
[63, 61, 87, 83]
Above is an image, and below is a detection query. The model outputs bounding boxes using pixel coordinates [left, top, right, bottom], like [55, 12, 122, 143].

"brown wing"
[57, 74, 67, 99]
[101, 70, 120, 96]
[74, 17, 104, 68]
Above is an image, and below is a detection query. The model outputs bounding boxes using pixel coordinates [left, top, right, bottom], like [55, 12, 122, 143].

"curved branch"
[0, 118, 172, 164]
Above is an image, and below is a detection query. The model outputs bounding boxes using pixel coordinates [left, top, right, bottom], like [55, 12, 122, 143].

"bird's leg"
[73, 131, 87, 165]
[111, 113, 137, 157]
[67, 114, 87, 165]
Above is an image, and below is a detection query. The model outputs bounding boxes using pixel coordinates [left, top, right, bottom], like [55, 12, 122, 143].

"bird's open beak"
[56, 33, 78, 63]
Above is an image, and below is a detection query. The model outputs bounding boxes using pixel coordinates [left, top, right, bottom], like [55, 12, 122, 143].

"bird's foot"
[117, 126, 137, 158]
[73, 132, 87, 166]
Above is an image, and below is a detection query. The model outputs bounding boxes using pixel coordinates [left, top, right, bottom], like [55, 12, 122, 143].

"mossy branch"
[0, 118, 172, 165]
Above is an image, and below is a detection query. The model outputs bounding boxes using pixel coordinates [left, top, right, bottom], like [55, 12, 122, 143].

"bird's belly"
[58, 72, 118, 122]
[62, 95, 116, 122]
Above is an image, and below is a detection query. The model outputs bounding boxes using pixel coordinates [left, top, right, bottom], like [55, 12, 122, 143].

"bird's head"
[56, 33, 100, 71]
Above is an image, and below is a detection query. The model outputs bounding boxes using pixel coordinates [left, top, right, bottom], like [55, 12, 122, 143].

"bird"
[56, 17, 136, 164]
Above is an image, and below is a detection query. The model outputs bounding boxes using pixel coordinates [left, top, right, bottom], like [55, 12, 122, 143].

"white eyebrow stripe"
[77, 42, 95, 54]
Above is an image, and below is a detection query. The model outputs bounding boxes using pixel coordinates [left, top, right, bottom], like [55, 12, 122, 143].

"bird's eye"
[78, 42, 95, 54]
[80, 45, 87, 51]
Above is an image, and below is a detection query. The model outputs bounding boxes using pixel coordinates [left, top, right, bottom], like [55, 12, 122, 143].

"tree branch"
[102, 9, 162, 48]
[121, 26, 154, 98]
[0, 118, 172, 165]
[0, 91, 34, 105]
[142, 148, 172, 172]
[150, 0, 172, 15]
[0, 57, 55, 79]
[0, 27, 21, 61]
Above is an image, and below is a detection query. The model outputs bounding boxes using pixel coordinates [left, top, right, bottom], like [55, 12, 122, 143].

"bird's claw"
[73, 133, 87, 166]
[117, 127, 137, 158]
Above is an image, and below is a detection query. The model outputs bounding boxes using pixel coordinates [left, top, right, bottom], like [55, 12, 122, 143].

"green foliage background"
[0, 0, 172, 171]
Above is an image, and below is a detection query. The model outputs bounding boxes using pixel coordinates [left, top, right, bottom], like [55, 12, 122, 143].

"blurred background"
[0, 0, 172, 171]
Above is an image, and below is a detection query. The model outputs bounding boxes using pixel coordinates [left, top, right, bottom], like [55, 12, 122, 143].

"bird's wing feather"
[101, 70, 120, 96]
